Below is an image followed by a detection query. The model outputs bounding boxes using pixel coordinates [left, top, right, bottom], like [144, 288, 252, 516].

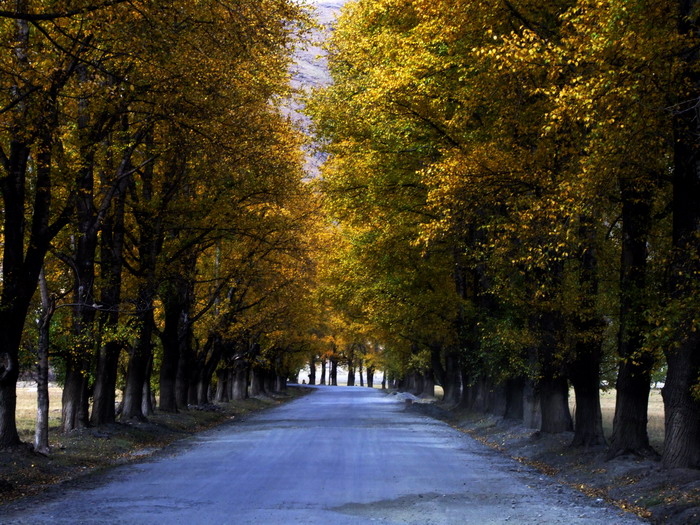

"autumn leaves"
[308, 0, 700, 468]
[0, 1, 317, 448]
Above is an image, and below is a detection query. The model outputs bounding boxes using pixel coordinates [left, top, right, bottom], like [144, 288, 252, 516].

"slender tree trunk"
[35, 270, 53, 455]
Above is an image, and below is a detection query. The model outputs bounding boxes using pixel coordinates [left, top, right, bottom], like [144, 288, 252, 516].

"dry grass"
[15, 383, 63, 441]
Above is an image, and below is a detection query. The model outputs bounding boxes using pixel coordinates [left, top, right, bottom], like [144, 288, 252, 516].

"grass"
[2, 383, 309, 505]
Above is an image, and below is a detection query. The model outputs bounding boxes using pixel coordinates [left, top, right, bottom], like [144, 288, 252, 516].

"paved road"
[2, 387, 645, 524]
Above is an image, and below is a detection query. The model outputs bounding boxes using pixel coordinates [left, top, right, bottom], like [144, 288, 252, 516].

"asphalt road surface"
[2, 387, 646, 524]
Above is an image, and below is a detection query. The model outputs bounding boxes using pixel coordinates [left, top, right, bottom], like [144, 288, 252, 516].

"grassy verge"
[1, 385, 310, 505]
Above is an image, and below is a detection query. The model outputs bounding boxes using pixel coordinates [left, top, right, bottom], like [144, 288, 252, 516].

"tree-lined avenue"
[3, 387, 644, 524]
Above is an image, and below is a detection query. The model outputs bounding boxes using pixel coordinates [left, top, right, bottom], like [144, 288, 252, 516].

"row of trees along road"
[0, 1, 320, 454]
[307, 0, 700, 469]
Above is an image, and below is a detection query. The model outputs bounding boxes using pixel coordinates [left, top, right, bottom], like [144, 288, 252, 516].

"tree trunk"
[570, 218, 606, 447]
[250, 368, 265, 397]
[610, 182, 655, 456]
[422, 371, 435, 398]
[231, 365, 248, 400]
[347, 363, 355, 386]
[319, 359, 326, 385]
[663, 334, 700, 468]
[441, 350, 462, 406]
[215, 369, 229, 402]
[366, 366, 374, 388]
[121, 302, 155, 420]
[504, 377, 524, 421]
[663, 11, 700, 464]
[570, 307, 606, 446]
[308, 356, 316, 385]
[539, 375, 572, 433]
[91, 172, 127, 426]
[359, 359, 364, 387]
[91, 342, 121, 425]
[330, 357, 338, 386]
[522, 378, 541, 429]
[35, 270, 53, 454]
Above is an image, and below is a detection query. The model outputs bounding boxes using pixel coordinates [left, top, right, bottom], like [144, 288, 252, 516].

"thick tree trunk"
[159, 260, 195, 412]
[121, 304, 155, 420]
[441, 350, 462, 406]
[91, 342, 121, 425]
[347, 359, 355, 386]
[422, 371, 435, 398]
[570, 218, 606, 447]
[504, 377, 524, 420]
[522, 378, 541, 429]
[215, 369, 229, 402]
[663, 334, 700, 468]
[330, 357, 338, 386]
[366, 366, 375, 388]
[308, 356, 316, 385]
[571, 313, 606, 446]
[61, 367, 87, 432]
[91, 174, 127, 426]
[231, 366, 248, 400]
[250, 368, 265, 397]
[319, 359, 326, 385]
[663, 18, 700, 465]
[610, 182, 655, 456]
[176, 342, 192, 409]
[539, 375, 572, 433]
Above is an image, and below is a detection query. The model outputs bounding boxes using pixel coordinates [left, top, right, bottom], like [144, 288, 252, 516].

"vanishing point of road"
[2, 387, 645, 524]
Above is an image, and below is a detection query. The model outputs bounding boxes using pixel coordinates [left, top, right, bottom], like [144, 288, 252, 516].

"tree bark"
[91, 168, 127, 426]
[35, 270, 53, 455]
[330, 357, 338, 386]
[570, 218, 606, 447]
[308, 356, 316, 385]
[663, 6, 700, 465]
[610, 182, 655, 456]
[441, 350, 462, 405]
[504, 377, 524, 420]
[319, 359, 326, 385]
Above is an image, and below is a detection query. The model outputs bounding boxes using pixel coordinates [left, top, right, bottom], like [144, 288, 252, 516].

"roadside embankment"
[399, 393, 700, 525]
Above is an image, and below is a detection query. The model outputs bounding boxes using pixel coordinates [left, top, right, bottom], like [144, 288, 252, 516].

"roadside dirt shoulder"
[405, 400, 700, 525]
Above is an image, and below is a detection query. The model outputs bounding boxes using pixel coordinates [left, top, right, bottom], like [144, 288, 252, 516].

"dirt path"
[2, 387, 646, 524]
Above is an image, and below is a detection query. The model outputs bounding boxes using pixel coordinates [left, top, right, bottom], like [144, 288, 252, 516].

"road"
[2, 387, 645, 524]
